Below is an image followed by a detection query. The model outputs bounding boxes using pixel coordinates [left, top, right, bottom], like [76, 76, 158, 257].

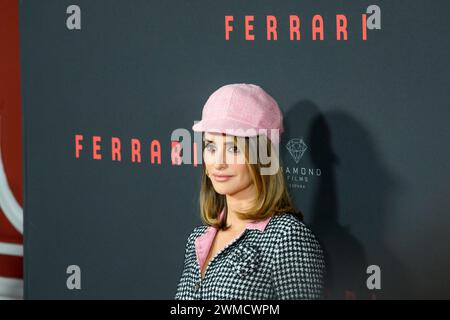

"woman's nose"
[217, 149, 226, 165]
[213, 147, 228, 165]
[213, 162, 227, 171]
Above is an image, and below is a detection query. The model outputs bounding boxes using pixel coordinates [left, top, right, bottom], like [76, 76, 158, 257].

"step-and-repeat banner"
[20, 0, 449, 299]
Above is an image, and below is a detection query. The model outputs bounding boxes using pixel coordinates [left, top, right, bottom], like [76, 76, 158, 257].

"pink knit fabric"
[192, 83, 284, 143]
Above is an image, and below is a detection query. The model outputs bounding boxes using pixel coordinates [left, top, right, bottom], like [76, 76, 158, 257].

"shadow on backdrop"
[282, 100, 412, 299]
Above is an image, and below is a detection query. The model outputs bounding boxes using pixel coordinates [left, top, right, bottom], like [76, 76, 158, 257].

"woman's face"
[203, 132, 254, 196]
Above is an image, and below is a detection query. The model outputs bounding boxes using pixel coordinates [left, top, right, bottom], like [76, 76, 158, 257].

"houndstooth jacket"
[175, 212, 325, 300]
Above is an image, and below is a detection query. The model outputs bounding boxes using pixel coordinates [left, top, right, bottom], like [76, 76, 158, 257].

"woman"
[175, 83, 325, 300]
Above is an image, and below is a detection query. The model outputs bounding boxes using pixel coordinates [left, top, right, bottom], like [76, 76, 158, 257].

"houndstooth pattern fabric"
[175, 212, 325, 300]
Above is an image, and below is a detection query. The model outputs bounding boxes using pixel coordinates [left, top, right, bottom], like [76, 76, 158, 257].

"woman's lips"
[212, 174, 234, 182]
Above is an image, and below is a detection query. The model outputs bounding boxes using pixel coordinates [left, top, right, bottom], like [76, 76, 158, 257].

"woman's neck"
[225, 183, 257, 231]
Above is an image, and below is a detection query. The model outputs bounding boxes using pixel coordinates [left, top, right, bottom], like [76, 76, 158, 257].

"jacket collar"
[194, 209, 272, 271]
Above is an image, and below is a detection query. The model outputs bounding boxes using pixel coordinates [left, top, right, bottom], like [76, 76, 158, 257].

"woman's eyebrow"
[203, 139, 235, 146]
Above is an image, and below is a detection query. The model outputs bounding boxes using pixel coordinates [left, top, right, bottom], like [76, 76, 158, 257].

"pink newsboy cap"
[192, 83, 284, 143]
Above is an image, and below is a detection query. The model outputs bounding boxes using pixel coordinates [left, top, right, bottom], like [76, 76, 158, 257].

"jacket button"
[194, 281, 200, 292]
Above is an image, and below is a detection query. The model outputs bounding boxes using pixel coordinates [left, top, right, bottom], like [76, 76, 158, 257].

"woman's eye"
[205, 143, 215, 152]
[228, 145, 240, 154]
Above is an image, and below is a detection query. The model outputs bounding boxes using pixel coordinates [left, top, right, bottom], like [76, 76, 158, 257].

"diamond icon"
[286, 138, 308, 164]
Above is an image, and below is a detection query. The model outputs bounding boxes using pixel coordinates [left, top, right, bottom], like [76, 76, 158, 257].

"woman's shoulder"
[267, 212, 320, 243]
[185, 225, 208, 245]
[268, 211, 305, 230]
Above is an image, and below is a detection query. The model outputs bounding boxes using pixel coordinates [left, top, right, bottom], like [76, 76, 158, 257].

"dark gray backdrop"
[21, 0, 450, 299]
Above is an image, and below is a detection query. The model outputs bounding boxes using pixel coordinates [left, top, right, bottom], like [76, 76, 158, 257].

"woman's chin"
[212, 185, 238, 195]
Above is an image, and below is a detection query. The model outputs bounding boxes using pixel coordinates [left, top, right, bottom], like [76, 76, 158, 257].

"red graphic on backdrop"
[0, 0, 24, 283]
[225, 14, 371, 41]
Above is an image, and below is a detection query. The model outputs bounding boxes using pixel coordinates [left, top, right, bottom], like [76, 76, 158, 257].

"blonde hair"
[199, 134, 301, 230]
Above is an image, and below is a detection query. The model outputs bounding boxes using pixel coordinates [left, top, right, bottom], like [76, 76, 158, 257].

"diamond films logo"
[283, 138, 321, 190]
